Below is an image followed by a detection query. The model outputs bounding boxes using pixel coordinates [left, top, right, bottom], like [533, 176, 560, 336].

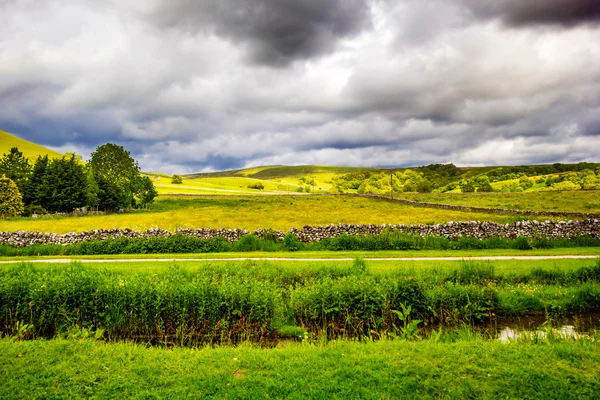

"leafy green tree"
[23, 155, 49, 205]
[0, 147, 32, 194]
[89, 143, 141, 209]
[171, 174, 183, 184]
[518, 176, 533, 190]
[136, 176, 158, 208]
[476, 176, 494, 192]
[95, 176, 122, 211]
[248, 182, 265, 190]
[39, 155, 88, 212]
[416, 179, 433, 193]
[460, 180, 476, 193]
[0, 175, 24, 217]
[85, 167, 101, 209]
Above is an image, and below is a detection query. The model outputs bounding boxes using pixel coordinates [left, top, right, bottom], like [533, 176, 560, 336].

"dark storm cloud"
[147, 0, 372, 66]
[1, 0, 600, 173]
[464, 0, 600, 27]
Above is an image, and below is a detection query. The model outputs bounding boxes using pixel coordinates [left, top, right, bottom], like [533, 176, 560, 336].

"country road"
[0, 255, 598, 264]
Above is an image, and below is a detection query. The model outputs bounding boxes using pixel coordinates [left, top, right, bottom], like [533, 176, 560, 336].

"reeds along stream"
[1, 260, 600, 345]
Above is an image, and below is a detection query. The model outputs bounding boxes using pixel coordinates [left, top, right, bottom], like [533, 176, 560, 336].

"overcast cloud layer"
[1, 0, 600, 173]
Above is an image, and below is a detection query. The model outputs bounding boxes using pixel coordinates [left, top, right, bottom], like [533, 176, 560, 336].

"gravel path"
[0, 255, 598, 264]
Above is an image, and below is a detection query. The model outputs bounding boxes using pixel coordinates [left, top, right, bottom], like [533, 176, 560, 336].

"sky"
[1, 0, 600, 174]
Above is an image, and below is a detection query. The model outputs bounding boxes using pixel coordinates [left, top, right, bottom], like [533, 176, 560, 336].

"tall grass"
[2, 260, 600, 343]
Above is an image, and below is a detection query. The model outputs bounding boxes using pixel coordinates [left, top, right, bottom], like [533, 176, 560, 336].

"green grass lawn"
[394, 190, 600, 213]
[2, 337, 599, 399]
[7, 257, 596, 275]
[2, 248, 600, 262]
[0, 195, 535, 233]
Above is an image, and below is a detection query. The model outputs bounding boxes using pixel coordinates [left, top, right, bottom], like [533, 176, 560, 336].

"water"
[498, 325, 593, 342]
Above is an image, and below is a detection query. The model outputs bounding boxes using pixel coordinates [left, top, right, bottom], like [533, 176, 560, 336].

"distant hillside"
[175, 162, 600, 195]
[184, 165, 372, 179]
[0, 129, 63, 161]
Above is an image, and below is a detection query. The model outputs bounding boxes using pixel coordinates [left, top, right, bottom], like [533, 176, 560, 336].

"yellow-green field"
[395, 191, 600, 214]
[152, 169, 340, 195]
[152, 175, 308, 195]
[0, 195, 531, 233]
[0, 129, 63, 160]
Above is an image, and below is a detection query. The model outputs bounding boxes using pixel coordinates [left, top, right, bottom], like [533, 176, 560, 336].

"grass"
[394, 191, 600, 214]
[4, 257, 595, 275]
[3, 259, 600, 342]
[2, 333, 600, 398]
[2, 247, 600, 261]
[0, 195, 535, 233]
[3, 258, 600, 398]
[0, 129, 63, 161]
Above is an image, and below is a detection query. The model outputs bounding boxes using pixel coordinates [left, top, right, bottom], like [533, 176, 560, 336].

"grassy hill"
[0, 129, 63, 161]
[166, 162, 600, 196]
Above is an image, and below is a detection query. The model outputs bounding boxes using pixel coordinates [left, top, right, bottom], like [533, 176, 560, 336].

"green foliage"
[0, 147, 32, 194]
[460, 180, 475, 193]
[171, 174, 183, 184]
[135, 176, 158, 208]
[2, 260, 600, 345]
[283, 233, 302, 251]
[0, 175, 24, 218]
[247, 182, 265, 190]
[0, 264, 278, 345]
[89, 143, 142, 209]
[2, 232, 600, 257]
[23, 155, 49, 205]
[38, 155, 88, 213]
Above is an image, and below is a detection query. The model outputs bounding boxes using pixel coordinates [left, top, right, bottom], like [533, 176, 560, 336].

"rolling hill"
[0, 129, 63, 161]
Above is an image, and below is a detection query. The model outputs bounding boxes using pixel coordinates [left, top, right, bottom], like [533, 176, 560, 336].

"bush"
[0, 175, 24, 218]
[21, 204, 47, 217]
[247, 182, 265, 190]
[283, 233, 302, 251]
[233, 234, 261, 252]
[171, 174, 183, 184]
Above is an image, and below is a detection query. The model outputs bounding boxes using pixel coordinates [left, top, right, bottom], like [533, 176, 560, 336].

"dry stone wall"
[1, 220, 599, 247]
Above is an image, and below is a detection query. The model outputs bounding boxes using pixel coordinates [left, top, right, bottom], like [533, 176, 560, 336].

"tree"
[95, 176, 122, 211]
[136, 176, 158, 208]
[85, 167, 101, 209]
[23, 155, 49, 205]
[476, 176, 494, 192]
[0, 175, 24, 218]
[248, 182, 265, 190]
[171, 174, 183, 184]
[460, 180, 476, 193]
[0, 147, 32, 194]
[39, 155, 88, 212]
[89, 143, 141, 209]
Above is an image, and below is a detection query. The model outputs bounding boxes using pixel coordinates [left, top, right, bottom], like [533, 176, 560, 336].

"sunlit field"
[394, 190, 600, 214]
[0, 195, 533, 234]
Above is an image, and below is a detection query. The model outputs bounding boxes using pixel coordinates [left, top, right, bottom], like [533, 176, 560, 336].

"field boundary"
[358, 194, 600, 219]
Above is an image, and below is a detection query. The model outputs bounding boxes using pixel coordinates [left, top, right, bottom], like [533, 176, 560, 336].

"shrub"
[0, 175, 24, 218]
[283, 233, 302, 251]
[247, 182, 265, 190]
[171, 174, 183, 184]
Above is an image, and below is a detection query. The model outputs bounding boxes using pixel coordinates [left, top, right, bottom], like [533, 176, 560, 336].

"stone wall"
[1, 219, 599, 247]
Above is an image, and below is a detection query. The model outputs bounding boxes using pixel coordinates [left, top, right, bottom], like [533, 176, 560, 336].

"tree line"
[0, 143, 157, 218]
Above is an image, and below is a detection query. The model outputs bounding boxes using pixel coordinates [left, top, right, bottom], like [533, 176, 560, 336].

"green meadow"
[0, 195, 536, 233]
[394, 191, 600, 214]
